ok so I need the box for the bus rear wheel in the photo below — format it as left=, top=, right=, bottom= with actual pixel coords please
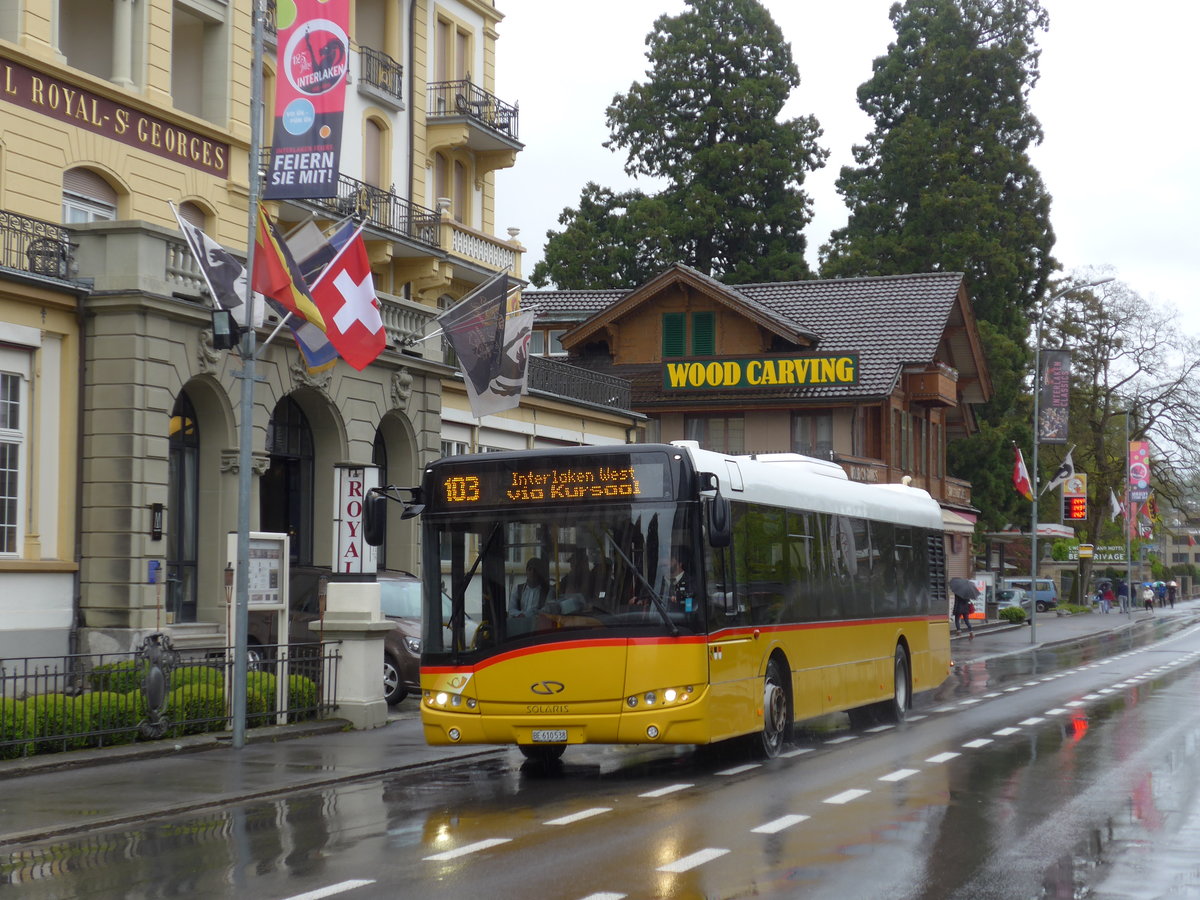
left=519, top=744, right=566, bottom=763
left=878, top=645, right=910, bottom=724
left=758, top=657, right=791, bottom=759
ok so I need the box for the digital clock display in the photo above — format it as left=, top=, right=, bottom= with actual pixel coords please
left=428, top=454, right=673, bottom=509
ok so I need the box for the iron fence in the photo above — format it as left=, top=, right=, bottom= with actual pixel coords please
left=0, top=634, right=339, bottom=759
left=427, top=79, right=519, bottom=141
left=0, top=210, right=74, bottom=280
left=360, top=45, right=403, bottom=103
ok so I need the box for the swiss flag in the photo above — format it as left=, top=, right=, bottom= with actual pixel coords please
left=1012, top=445, right=1033, bottom=501
left=309, top=230, right=386, bottom=371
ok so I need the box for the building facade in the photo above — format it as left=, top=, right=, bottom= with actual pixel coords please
left=0, top=0, right=639, bottom=657
left=527, top=265, right=995, bottom=580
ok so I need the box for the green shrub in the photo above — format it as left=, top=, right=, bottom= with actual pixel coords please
left=287, top=674, right=319, bottom=719
left=0, top=698, right=33, bottom=759
left=26, top=693, right=90, bottom=753
left=999, top=606, right=1027, bottom=625
left=170, top=664, right=224, bottom=691
left=88, top=660, right=145, bottom=694
left=82, top=691, right=140, bottom=747
left=165, top=683, right=227, bottom=736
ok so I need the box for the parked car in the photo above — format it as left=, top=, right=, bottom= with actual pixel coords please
left=1000, top=579, right=1058, bottom=613
left=996, top=588, right=1030, bottom=613
left=379, top=571, right=477, bottom=706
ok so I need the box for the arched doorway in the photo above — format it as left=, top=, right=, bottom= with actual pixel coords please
left=167, top=391, right=199, bottom=622
left=261, top=396, right=314, bottom=564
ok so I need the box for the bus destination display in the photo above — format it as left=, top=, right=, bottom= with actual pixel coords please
left=433, top=457, right=670, bottom=508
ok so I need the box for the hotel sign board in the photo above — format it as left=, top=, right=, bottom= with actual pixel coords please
left=1, top=54, right=230, bottom=177
left=664, top=354, right=859, bottom=391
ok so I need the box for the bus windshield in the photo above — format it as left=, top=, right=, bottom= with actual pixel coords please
left=423, top=500, right=704, bottom=657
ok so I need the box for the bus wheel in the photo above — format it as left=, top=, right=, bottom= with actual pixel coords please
left=519, top=744, right=566, bottom=763
left=759, top=657, right=790, bottom=758
left=879, top=645, right=910, bottom=724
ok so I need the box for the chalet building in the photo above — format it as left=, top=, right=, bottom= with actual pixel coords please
left=0, top=1, right=639, bottom=658
left=526, top=264, right=994, bottom=580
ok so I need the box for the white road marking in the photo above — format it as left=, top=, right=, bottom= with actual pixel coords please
left=1004, top=687, right=1022, bottom=692
left=1024, top=681, right=1041, bottom=687
left=578, top=894, right=626, bottom=900
left=424, top=838, right=511, bottom=861
left=958, top=698, right=983, bottom=706
left=926, top=751, right=960, bottom=763
left=984, top=692, right=1003, bottom=698
left=993, top=727, right=1020, bottom=736
left=752, top=814, right=810, bottom=834
left=825, top=735, right=858, bottom=744
left=282, top=881, right=376, bottom=900
left=545, top=807, right=612, bottom=826
left=639, top=784, right=693, bottom=798
left=879, top=768, right=919, bottom=782
left=781, top=747, right=814, bottom=757
left=1065, top=701, right=1086, bottom=707
left=1045, top=708, right=1067, bottom=715
left=657, top=848, right=730, bottom=872
left=906, top=714, right=928, bottom=722
left=865, top=724, right=895, bottom=733
left=1019, top=717, right=1045, bottom=725
left=823, top=788, right=870, bottom=804
left=717, top=763, right=762, bottom=776
left=963, top=738, right=993, bottom=748
left=1082, top=694, right=1103, bottom=700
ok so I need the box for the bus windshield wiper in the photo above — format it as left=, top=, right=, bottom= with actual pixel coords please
left=603, top=532, right=678, bottom=637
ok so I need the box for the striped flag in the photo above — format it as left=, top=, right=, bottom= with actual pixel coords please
left=1012, top=445, right=1033, bottom=501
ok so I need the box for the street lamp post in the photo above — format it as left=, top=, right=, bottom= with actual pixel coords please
left=1028, top=278, right=1114, bottom=643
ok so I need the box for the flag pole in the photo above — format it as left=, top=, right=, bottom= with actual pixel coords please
left=230, top=0, right=267, bottom=750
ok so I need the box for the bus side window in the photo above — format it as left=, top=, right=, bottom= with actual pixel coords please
left=706, top=542, right=742, bottom=624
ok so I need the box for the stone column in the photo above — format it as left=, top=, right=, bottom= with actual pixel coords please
left=320, top=582, right=392, bottom=729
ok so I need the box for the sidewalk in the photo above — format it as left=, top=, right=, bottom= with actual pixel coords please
left=3, top=600, right=1197, bottom=847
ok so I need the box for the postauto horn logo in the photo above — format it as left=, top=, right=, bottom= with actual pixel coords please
left=530, top=681, right=565, bottom=695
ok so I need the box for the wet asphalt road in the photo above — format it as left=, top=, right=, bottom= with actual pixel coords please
left=5, top=608, right=1200, bottom=898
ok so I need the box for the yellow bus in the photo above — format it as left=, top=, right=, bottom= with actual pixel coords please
left=410, top=441, right=951, bottom=761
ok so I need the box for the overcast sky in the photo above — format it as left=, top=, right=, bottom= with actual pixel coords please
left=493, top=0, right=1200, bottom=336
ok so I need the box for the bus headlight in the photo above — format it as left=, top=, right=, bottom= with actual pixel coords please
left=626, top=685, right=694, bottom=709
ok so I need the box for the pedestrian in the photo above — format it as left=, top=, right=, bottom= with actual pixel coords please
left=952, top=594, right=974, bottom=639
left=1117, top=580, right=1130, bottom=614
left=1142, top=583, right=1154, bottom=613
left=1167, top=582, right=1177, bottom=609
left=1101, top=584, right=1114, bottom=614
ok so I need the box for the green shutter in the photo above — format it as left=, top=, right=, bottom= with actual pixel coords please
left=691, top=311, right=715, bottom=355
left=662, top=313, right=686, bottom=357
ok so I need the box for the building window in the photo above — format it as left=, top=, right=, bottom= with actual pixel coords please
left=62, top=169, right=117, bottom=223
left=60, top=0, right=146, bottom=88
left=167, top=391, right=199, bottom=622
left=662, top=313, right=685, bottom=357
left=692, top=311, right=715, bottom=355
left=261, top=396, right=314, bottom=564
left=792, top=411, right=832, bottom=459
left=170, top=0, right=231, bottom=123
left=662, top=312, right=715, bottom=358
left=365, top=118, right=386, bottom=188
left=685, top=414, right=744, bottom=455
left=0, top=360, right=27, bottom=556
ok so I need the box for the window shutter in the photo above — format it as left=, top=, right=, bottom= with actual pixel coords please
left=691, top=311, right=715, bottom=355
left=662, top=313, right=685, bottom=357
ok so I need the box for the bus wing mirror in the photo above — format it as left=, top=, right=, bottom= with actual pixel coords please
left=364, top=492, right=388, bottom=546
left=707, top=494, right=731, bottom=548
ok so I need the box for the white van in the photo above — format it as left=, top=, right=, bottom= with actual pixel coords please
left=1001, top=578, right=1058, bottom=611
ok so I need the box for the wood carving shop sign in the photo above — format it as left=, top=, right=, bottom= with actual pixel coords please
left=2, top=54, right=230, bottom=178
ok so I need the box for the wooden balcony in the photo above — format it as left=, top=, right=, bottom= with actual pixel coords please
left=904, top=363, right=958, bottom=407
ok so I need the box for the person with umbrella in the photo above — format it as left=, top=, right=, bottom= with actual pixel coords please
left=950, top=577, right=977, bottom=639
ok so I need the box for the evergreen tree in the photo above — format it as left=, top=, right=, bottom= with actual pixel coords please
left=821, top=0, right=1058, bottom=528
left=532, top=0, right=827, bottom=289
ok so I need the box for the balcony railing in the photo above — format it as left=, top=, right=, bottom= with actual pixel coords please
left=359, top=46, right=403, bottom=104
left=0, top=210, right=74, bottom=281
left=301, top=174, right=441, bottom=251
left=428, top=79, right=519, bottom=141
left=528, top=356, right=632, bottom=410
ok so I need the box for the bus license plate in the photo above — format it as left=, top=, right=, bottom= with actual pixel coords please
left=531, top=729, right=567, bottom=743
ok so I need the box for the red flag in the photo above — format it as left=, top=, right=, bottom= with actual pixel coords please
left=1012, top=446, right=1033, bottom=500
left=309, top=230, right=386, bottom=370
left=1189, top=535, right=1196, bottom=547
